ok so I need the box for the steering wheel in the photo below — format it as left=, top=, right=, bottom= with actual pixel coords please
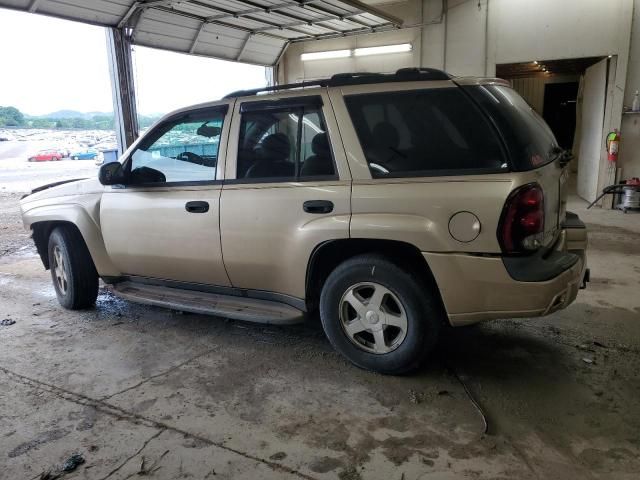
left=176, top=151, right=205, bottom=165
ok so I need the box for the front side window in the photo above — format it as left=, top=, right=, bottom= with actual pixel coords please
left=236, top=103, right=335, bottom=181
left=344, top=88, right=507, bottom=178
left=129, top=109, right=224, bottom=184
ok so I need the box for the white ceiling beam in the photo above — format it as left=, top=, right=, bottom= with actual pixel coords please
left=189, top=22, right=206, bottom=54
left=236, top=33, right=254, bottom=61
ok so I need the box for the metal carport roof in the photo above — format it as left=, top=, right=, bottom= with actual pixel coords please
left=0, top=0, right=404, bottom=65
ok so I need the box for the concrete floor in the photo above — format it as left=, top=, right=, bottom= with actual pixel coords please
left=1, top=190, right=639, bottom=479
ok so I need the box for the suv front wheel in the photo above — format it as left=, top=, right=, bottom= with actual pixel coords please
left=48, top=226, right=99, bottom=309
left=320, top=255, right=441, bottom=374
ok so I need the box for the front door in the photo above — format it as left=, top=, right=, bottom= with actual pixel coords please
left=101, top=104, right=232, bottom=286
left=220, top=93, right=351, bottom=300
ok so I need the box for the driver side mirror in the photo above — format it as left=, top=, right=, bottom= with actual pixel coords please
left=99, top=162, right=126, bottom=185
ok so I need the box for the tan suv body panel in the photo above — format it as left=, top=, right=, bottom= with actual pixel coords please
left=100, top=184, right=231, bottom=285
left=20, top=78, right=587, bottom=328
left=20, top=178, right=121, bottom=277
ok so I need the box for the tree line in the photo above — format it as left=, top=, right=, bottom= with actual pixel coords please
left=0, top=106, right=160, bottom=130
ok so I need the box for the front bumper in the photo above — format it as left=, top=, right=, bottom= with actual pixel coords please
left=424, top=212, right=588, bottom=327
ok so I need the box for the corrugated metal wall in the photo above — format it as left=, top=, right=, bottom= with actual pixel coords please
left=510, top=77, right=547, bottom=113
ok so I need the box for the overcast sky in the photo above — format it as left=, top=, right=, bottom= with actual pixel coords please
left=0, top=8, right=267, bottom=116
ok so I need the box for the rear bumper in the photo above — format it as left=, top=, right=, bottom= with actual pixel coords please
left=425, top=212, right=587, bottom=327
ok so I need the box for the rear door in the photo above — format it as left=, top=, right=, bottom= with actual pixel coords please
left=220, top=91, right=351, bottom=301
left=100, top=103, right=232, bottom=286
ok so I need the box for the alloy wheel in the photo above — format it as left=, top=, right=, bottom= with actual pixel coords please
left=339, top=282, right=408, bottom=354
left=52, top=245, right=68, bottom=295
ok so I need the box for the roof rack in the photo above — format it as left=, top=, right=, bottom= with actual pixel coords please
left=223, top=68, right=451, bottom=98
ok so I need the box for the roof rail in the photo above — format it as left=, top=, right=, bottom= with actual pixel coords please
left=223, top=68, right=452, bottom=98
left=223, top=79, right=330, bottom=99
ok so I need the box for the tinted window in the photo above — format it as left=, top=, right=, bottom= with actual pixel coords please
left=463, top=85, right=559, bottom=171
left=344, top=88, right=506, bottom=178
left=130, top=110, right=223, bottom=183
left=237, top=104, right=335, bottom=180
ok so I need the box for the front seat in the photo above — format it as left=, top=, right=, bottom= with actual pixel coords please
left=301, top=133, right=334, bottom=176
left=246, top=133, right=293, bottom=178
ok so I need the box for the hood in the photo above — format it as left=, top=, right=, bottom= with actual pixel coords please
left=21, top=177, right=104, bottom=204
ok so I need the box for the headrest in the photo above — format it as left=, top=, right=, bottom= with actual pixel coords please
left=259, top=132, right=290, bottom=159
left=311, top=133, right=330, bottom=155
left=372, top=122, right=400, bottom=149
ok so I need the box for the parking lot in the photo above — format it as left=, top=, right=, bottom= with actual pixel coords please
left=0, top=140, right=99, bottom=193
left=1, top=152, right=639, bottom=479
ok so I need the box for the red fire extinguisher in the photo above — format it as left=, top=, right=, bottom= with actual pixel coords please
left=606, top=129, right=620, bottom=163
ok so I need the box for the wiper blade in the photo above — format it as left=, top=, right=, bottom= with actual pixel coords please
left=550, top=146, right=573, bottom=167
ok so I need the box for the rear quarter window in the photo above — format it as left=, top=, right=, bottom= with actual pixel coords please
left=462, top=85, right=559, bottom=171
left=344, top=88, right=507, bottom=178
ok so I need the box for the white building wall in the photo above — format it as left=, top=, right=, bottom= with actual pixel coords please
left=620, top=0, right=640, bottom=180
left=278, top=0, right=639, bottom=183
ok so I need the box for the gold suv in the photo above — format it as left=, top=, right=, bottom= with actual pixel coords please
left=20, top=69, right=588, bottom=374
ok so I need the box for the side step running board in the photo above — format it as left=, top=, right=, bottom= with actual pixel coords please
left=110, top=281, right=304, bottom=325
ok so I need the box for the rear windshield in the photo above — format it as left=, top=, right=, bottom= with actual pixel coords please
left=344, top=88, right=507, bottom=178
left=462, top=85, right=559, bottom=171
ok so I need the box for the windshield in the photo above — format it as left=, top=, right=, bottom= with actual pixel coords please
left=463, top=85, right=559, bottom=171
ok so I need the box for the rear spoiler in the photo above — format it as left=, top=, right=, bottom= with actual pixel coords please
left=453, top=77, right=512, bottom=88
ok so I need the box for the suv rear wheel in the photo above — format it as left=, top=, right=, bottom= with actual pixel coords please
left=319, top=254, right=441, bottom=374
left=48, top=226, right=99, bottom=309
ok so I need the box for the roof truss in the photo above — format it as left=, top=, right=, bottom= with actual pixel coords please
left=1, top=0, right=403, bottom=65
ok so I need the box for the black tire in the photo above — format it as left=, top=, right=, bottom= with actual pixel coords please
left=319, top=254, right=442, bottom=375
left=72, top=156, right=78, bottom=160
left=48, top=226, right=99, bottom=309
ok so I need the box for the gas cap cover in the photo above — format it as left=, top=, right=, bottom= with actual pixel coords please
left=448, top=211, right=481, bottom=243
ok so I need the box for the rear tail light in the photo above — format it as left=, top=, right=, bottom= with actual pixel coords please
left=498, top=183, right=545, bottom=254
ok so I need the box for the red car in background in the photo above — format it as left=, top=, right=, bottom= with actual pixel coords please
left=28, top=150, right=63, bottom=162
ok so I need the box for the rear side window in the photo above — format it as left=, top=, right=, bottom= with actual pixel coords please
left=236, top=103, right=336, bottom=181
left=463, top=85, right=559, bottom=171
left=344, top=88, right=506, bottom=178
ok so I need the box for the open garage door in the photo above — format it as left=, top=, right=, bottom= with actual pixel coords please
left=576, top=58, right=608, bottom=202
left=0, top=0, right=403, bottom=66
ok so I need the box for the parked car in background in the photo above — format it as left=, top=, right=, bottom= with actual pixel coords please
left=28, top=150, right=62, bottom=162
left=70, top=149, right=98, bottom=160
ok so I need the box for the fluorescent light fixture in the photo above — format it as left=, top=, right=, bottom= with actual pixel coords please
left=300, top=43, right=413, bottom=61
left=354, top=43, right=412, bottom=57
left=301, top=49, right=351, bottom=61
